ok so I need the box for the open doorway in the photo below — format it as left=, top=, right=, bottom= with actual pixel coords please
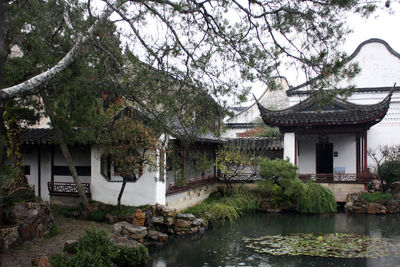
left=316, top=143, right=333, bottom=174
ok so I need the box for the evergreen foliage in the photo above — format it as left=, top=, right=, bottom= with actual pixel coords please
left=257, top=159, right=336, bottom=213
left=259, top=158, right=298, bottom=181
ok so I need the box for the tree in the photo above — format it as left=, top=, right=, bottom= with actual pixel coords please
left=368, top=145, right=400, bottom=192
left=99, top=106, right=160, bottom=209
left=1, top=1, right=393, bottom=101
left=215, top=147, right=259, bottom=189
left=1, top=0, right=124, bottom=207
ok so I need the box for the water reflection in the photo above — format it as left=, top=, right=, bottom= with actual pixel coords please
left=148, top=213, right=400, bottom=267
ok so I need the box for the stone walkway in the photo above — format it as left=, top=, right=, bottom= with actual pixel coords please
left=0, top=215, right=113, bottom=267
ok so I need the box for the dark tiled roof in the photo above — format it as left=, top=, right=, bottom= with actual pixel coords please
left=20, top=128, right=56, bottom=144
left=225, top=123, right=255, bottom=129
left=225, top=137, right=283, bottom=151
left=257, top=90, right=393, bottom=132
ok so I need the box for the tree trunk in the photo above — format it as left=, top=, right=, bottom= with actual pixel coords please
left=117, top=177, right=127, bottom=210
left=41, top=92, right=89, bottom=208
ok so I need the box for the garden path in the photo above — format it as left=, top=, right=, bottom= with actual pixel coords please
left=0, top=215, right=113, bottom=267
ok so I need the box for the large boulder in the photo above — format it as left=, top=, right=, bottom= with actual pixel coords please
left=114, top=221, right=147, bottom=241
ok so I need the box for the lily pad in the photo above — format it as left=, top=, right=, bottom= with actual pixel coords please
left=243, top=233, right=400, bottom=258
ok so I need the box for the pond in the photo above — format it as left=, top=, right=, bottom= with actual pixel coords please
left=147, top=213, right=400, bottom=267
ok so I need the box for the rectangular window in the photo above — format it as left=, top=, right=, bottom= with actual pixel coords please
left=53, top=166, right=91, bottom=176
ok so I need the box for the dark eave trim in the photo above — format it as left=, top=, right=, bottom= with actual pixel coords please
left=225, top=123, right=256, bottom=129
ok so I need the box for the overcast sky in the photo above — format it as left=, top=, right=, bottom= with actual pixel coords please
left=344, top=3, right=400, bottom=53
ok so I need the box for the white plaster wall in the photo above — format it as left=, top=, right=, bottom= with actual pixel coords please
left=331, top=134, right=356, bottom=174
left=90, top=146, right=165, bottom=206
left=298, top=135, right=317, bottom=174
left=344, top=42, right=400, bottom=88
left=284, top=133, right=296, bottom=164
left=40, top=146, right=52, bottom=202
left=166, top=183, right=217, bottom=211
left=23, top=146, right=39, bottom=196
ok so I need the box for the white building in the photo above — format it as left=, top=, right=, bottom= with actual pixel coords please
left=257, top=39, right=400, bottom=182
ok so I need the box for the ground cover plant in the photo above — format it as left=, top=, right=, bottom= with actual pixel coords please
left=257, top=158, right=336, bottom=213
left=361, top=192, right=392, bottom=203
left=50, top=227, right=149, bottom=267
left=244, top=233, right=400, bottom=258
left=183, top=188, right=260, bottom=223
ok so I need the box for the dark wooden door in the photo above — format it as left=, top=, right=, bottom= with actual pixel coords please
left=316, top=143, right=333, bottom=174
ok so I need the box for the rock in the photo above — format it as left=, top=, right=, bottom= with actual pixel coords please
left=146, top=230, right=168, bottom=243
left=113, top=221, right=128, bottom=235
left=105, top=214, right=116, bottom=224
left=165, top=216, right=175, bottom=226
left=152, top=216, right=164, bottom=224
left=176, top=213, right=196, bottom=221
left=20, top=221, right=40, bottom=240
left=121, top=224, right=148, bottom=241
left=32, top=256, right=51, bottom=267
left=133, top=209, right=146, bottom=226
left=161, top=206, right=176, bottom=218
left=144, top=209, right=153, bottom=227
left=0, top=225, right=19, bottom=250
left=113, top=236, right=140, bottom=248
left=192, top=218, right=203, bottom=227
left=174, top=219, right=192, bottom=232
left=390, top=182, right=400, bottom=195
left=367, top=203, right=380, bottom=215
left=346, top=192, right=361, bottom=203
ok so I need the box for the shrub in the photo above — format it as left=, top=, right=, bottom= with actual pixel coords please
left=297, top=182, right=337, bottom=213
left=45, top=224, right=61, bottom=238
left=182, top=189, right=260, bottom=222
left=379, top=160, right=400, bottom=191
left=50, top=227, right=149, bottom=267
left=361, top=192, right=392, bottom=203
left=257, top=177, right=336, bottom=214
left=259, top=158, right=298, bottom=181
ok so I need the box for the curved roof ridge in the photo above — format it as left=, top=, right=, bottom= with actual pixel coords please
left=286, top=38, right=400, bottom=94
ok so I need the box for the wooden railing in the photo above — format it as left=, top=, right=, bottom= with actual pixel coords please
left=48, top=182, right=91, bottom=197
left=299, top=173, right=372, bottom=183
left=166, top=175, right=217, bottom=196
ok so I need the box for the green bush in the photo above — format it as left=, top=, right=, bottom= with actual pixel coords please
left=182, top=189, right=260, bottom=222
left=379, top=160, right=400, bottom=191
left=50, top=227, right=149, bottom=267
left=257, top=177, right=336, bottom=214
left=45, top=224, right=61, bottom=239
left=259, top=158, right=298, bottom=181
left=297, top=182, right=337, bottom=213
left=361, top=192, right=392, bottom=203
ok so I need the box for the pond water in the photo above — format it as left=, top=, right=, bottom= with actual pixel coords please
left=147, top=213, right=400, bottom=267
